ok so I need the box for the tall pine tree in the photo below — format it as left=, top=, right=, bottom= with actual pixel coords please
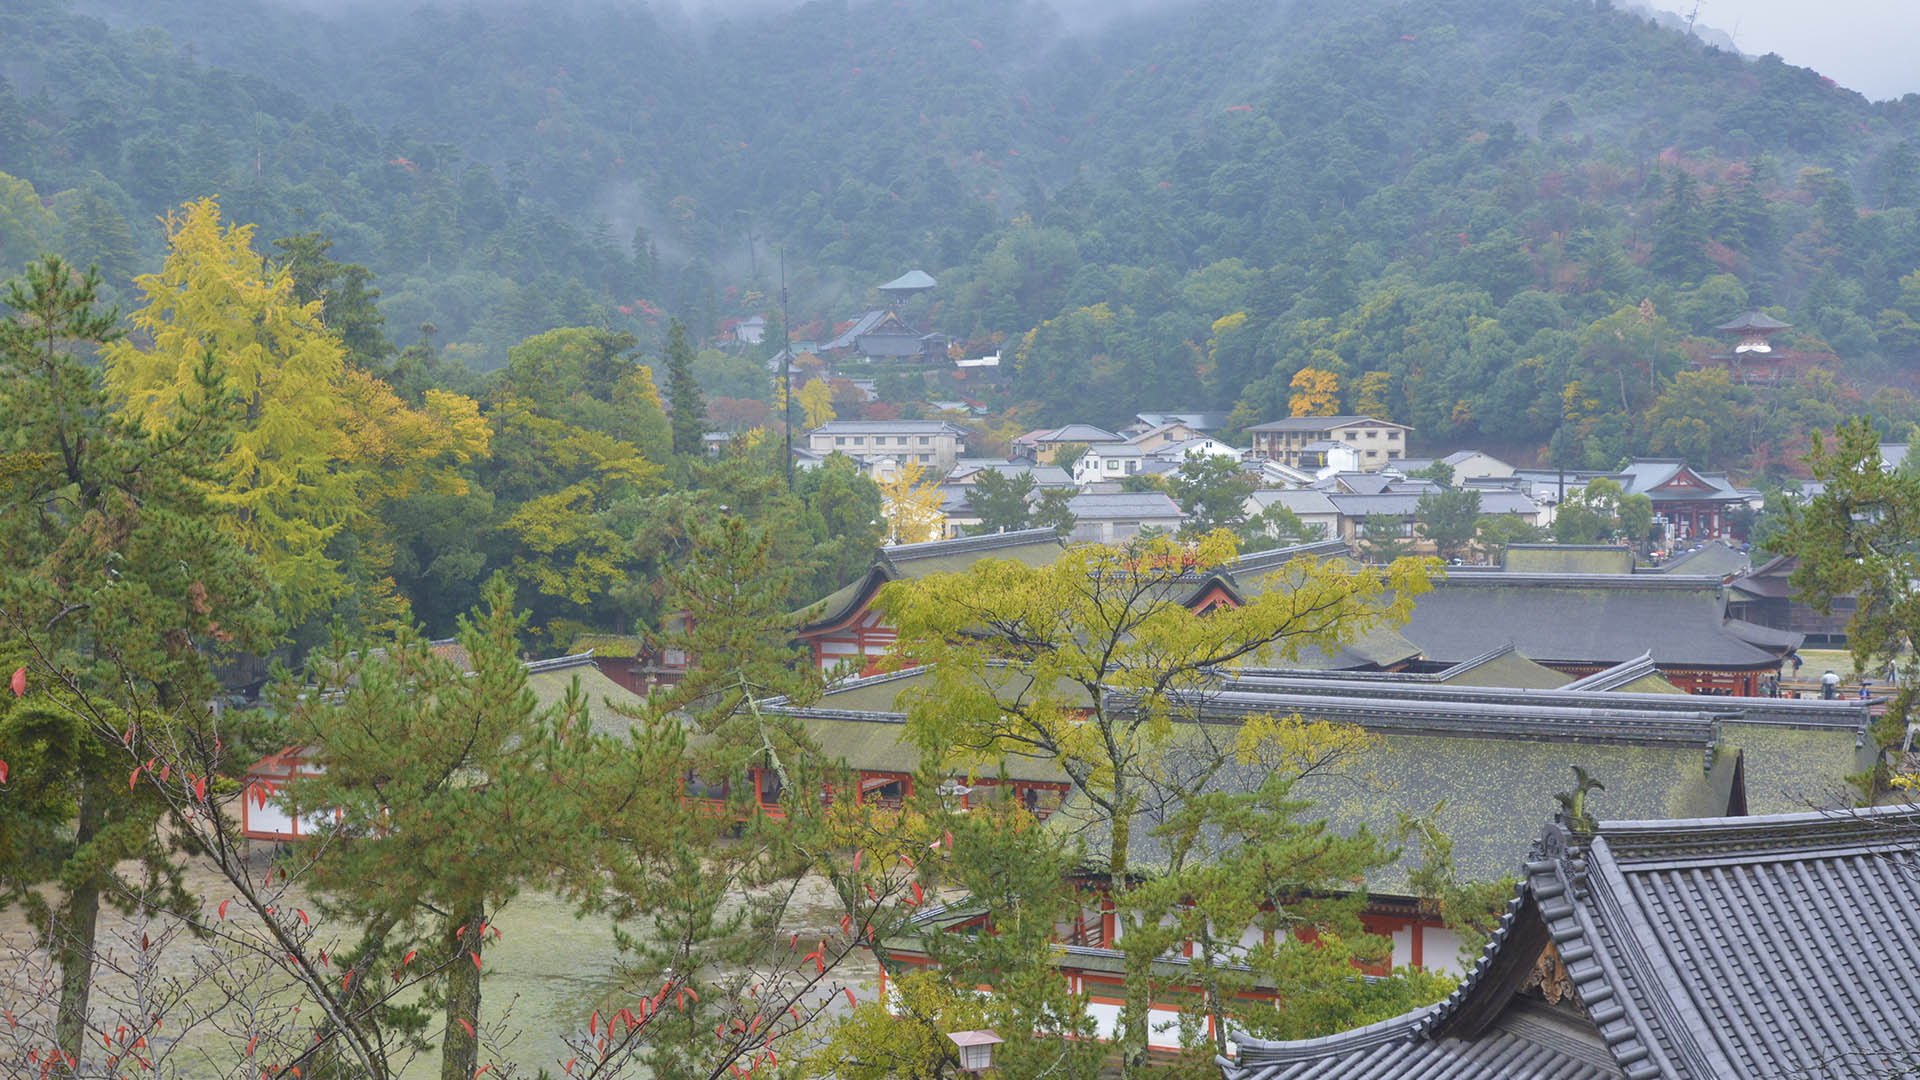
left=664, top=319, right=707, bottom=456
left=0, top=256, right=268, bottom=1068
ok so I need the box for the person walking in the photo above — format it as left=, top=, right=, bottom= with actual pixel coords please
left=1821, top=669, right=1840, bottom=700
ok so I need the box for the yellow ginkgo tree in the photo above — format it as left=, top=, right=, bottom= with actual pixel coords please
left=878, top=458, right=946, bottom=544
left=104, top=198, right=488, bottom=628
left=797, top=376, right=836, bottom=429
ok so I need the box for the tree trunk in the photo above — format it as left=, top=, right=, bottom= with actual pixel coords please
left=54, top=779, right=107, bottom=1066
left=441, top=901, right=485, bottom=1080
left=1109, top=792, right=1153, bottom=1080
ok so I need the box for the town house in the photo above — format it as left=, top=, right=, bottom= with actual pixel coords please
left=805, top=419, right=970, bottom=473
left=1244, top=416, right=1412, bottom=471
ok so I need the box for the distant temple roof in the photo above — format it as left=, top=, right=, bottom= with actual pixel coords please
left=1714, top=309, right=1791, bottom=333
left=878, top=270, right=936, bottom=293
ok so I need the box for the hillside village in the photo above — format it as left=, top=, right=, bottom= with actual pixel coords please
left=719, top=270, right=1786, bottom=562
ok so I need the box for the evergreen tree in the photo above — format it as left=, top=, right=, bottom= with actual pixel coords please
left=1881, top=140, right=1920, bottom=210
left=962, top=469, right=1036, bottom=534
left=1169, top=453, right=1259, bottom=535
left=1649, top=170, right=1709, bottom=283
left=0, top=257, right=268, bottom=1068
left=55, top=188, right=135, bottom=289
left=1030, top=487, right=1078, bottom=538
left=273, top=230, right=395, bottom=372
left=663, top=319, right=707, bottom=455
left=285, top=575, right=659, bottom=1080
left=1415, top=488, right=1483, bottom=561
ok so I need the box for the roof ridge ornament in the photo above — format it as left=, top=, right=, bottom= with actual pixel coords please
left=1552, top=765, right=1605, bottom=835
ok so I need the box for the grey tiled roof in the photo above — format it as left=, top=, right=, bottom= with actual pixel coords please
left=1225, top=669, right=1872, bottom=735
left=1134, top=410, right=1229, bottom=431
left=1038, top=423, right=1124, bottom=443
left=1555, top=652, right=1661, bottom=692
left=1400, top=575, right=1784, bottom=668
left=1061, top=689, right=1738, bottom=891
left=1714, top=309, right=1790, bottom=332
left=807, top=419, right=968, bottom=435
left=1224, top=1000, right=1620, bottom=1079
left=1065, top=491, right=1184, bottom=520
left=1649, top=541, right=1748, bottom=577
left=1609, top=460, right=1745, bottom=503
left=1243, top=415, right=1407, bottom=432
left=878, top=269, right=936, bottom=291
left=1224, top=804, right=1920, bottom=1080
left=822, top=309, right=889, bottom=350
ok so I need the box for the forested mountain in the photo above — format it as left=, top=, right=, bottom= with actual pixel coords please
left=9, top=0, right=1920, bottom=471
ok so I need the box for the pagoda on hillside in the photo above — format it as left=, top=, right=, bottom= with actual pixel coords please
left=1697, top=309, right=1800, bottom=385
left=822, top=270, right=949, bottom=363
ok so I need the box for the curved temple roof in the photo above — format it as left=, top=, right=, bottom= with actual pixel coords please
left=1223, top=804, right=1920, bottom=1080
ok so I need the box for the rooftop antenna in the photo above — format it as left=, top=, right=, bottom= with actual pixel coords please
left=781, top=247, right=793, bottom=491
left=1684, top=0, right=1703, bottom=38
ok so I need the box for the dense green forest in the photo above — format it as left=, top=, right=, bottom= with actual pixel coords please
left=9, top=0, right=1920, bottom=474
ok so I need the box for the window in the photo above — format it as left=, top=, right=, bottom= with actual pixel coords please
left=918, top=436, right=931, bottom=446
left=1366, top=450, right=1378, bottom=459
left=1344, top=431, right=1357, bottom=441
left=835, top=437, right=847, bottom=447
left=1388, top=431, right=1401, bottom=440
left=1365, top=429, right=1379, bottom=438
left=1106, top=460, right=1120, bottom=472
left=851, top=437, right=865, bottom=446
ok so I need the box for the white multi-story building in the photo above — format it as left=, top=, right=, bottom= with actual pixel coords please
left=806, top=420, right=970, bottom=473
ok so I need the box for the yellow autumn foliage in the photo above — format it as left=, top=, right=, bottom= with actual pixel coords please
left=1288, top=366, right=1341, bottom=417
left=879, top=458, right=946, bottom=544
left=102, top=198, right=488, bottom=626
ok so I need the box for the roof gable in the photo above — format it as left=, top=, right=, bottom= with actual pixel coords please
left=1225, top=805, right=1920, bottom=1080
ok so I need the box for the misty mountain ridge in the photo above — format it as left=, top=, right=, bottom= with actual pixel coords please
left=9, top=0, right=1920, bottom=470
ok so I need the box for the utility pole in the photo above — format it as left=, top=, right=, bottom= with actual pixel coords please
left=781, top=248, right=793, bottom=491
